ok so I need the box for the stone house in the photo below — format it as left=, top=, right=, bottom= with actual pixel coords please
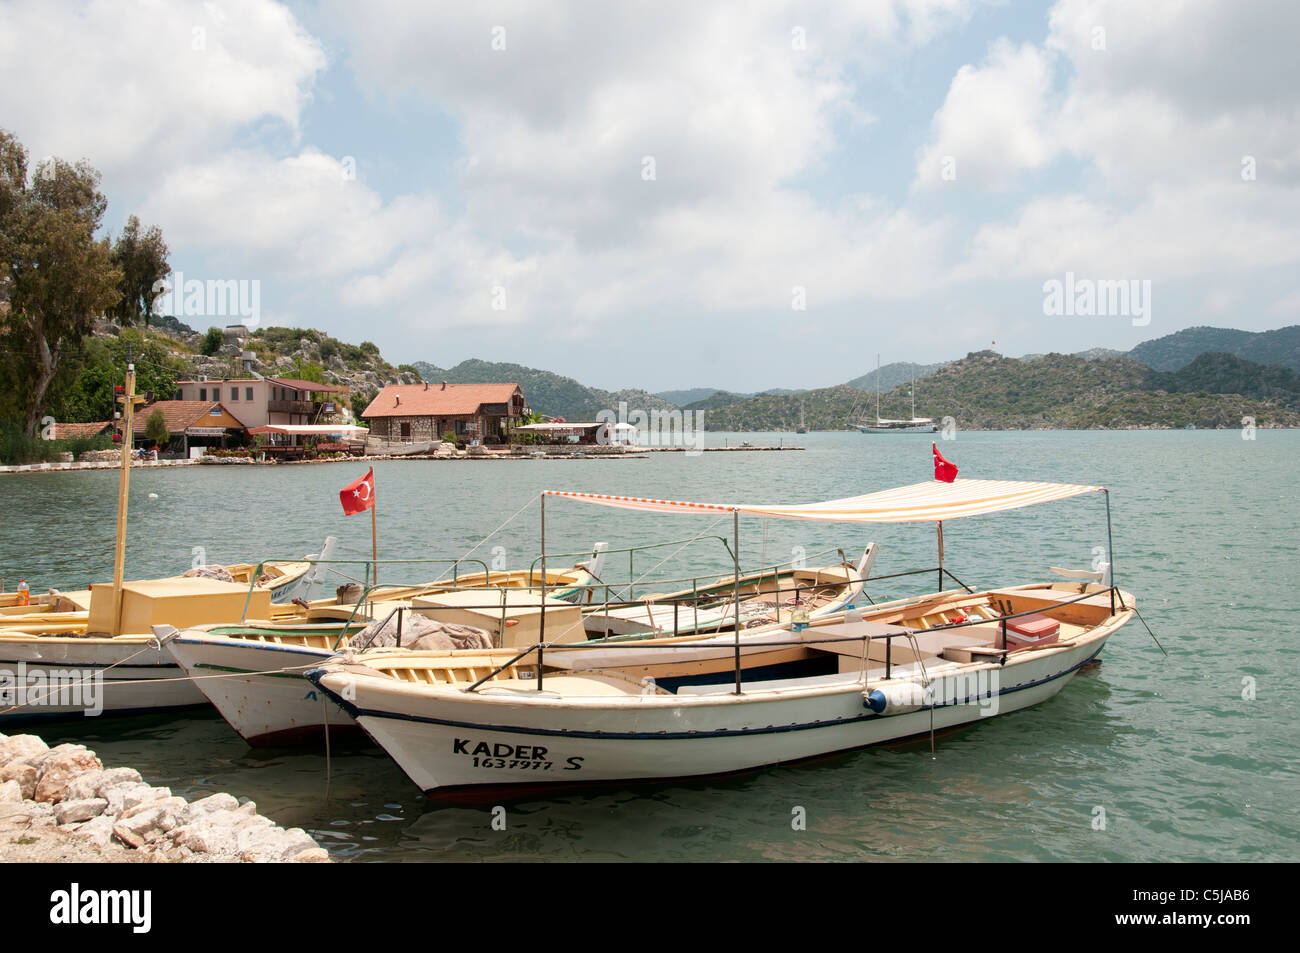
left=362, top=382, right=529, bottom=445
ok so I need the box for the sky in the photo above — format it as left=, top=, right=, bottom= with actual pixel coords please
left=2, top=0, right=1298, bottom=393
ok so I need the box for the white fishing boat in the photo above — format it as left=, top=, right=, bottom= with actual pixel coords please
left=164, top=555, right=604, bottom=745
left=580, top=547, right=874, bottom=638
left=304, top=476, right=1135, bottom=795
left=164, top=543, right=865, bottom=745
left=0, top=576, right=283, bottom=720
left=850, top=355, right=938, bottom=434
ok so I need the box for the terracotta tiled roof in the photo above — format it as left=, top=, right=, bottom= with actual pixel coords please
left=131, top=401, right=247, bottom=434
left=51, top=421, right=112, bottom=440
left=362, top=383, right=524, bottom=418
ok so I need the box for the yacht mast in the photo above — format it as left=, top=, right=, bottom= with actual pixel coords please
left=875, top=354, right=881, bottom=422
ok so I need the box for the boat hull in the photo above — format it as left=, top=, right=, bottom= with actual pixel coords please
left=312, top=633, right=1110, bottom=794
left=0, top=637, right=206, bottom=721
left=854, top=424, right=938, bottom=434
left=167, top=635, right=354, bottom=744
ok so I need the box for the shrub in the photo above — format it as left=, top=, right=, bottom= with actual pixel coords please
left=200, top=327, right=223, bottom=355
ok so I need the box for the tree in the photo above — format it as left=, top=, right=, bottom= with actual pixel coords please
left=45, top=329, right=189, bottom=424
left=108, top=215, right=170, bottom=328
left=0, top=130, right=122, bottom=436
left=144, top=408, right=170, bottom=448
left=292, top=359, right=325, bottom=383
left=200, top=326, right=223, bottom=355
left=351, top=388, right=375, bottom=422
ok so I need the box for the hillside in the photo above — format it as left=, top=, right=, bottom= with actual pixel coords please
left=843, top=361, right=948, bottom=392
left=657, top=386, right=802, bottom=405
left=1126, top=325, right=1300, bottom=372
left=656, top=387, right=722, bottom=406
left=700, top=350, right=1300, bottom=430
left=412, top=359, right=676, bottom=420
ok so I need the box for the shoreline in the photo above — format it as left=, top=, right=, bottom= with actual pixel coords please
left=0, top=444, right=804, bottom=474
left=0, top=731, right=330, bottom=863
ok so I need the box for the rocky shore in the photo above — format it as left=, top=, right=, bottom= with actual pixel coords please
left=0, top=732, right=329, bottom=863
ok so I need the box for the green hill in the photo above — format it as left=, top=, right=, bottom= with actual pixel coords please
left=656, top=387, right=723, bottom=406
left=844, top=361, right=948, bottom=392
left=1127, top=325, right=1300, bottom=373
left=700, top=350, right=1300, bottom=430
left=412, top=359, right=676, bottom=420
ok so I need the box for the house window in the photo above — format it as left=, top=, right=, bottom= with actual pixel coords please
left=400, top=422, right=411, bottom=440
left=199, top=387, right=207, bottom=401
left=246, top=387, right=253, bottom=401
left=230, top=388, right=238, bottom=401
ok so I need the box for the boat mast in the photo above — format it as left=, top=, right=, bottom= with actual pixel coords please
left=875, top=354, right=881, bottom=422
left=110, top=360, right=138, bottom=636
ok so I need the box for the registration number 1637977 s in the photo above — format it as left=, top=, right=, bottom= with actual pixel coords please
left=453, top=738, right=584, bottom=771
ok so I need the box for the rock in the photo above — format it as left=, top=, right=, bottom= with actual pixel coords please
left=113, top=823, right=147, bottom=849
left=0, top=802, right=34, bottom=830
left=116, top=797, right=187, bottom=843
left=0, top=779, right=21, bottom=803
left=187, top=792, right=238, bottom=817
left=172, top=819, right=240, bottom=859
left=26, top=801, right=56, bottom=827
left=73, top=814, right=115, bottom=848
left=93, top=767, right=142, bottom=798
left=120, top=794, right=186, bottom=822
left=55, top=798, right=108, bottom=824
left=62, top=768, right=106, bottom=802
left=33, top=748, right=104, bottom=803
left=27, top=742, right=86, bottom=771
left=103, top=781, right=166, bottom=816
left=0, top=762, right=37, bottom=800
left=277, top=828, right=321, bottom=861
left=237, top=825, right=298, bottom=863
left=291, top=847, right=331, bottom=863
left=0, top=734, right=48, bottom=768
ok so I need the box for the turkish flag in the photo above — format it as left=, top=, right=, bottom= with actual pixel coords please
left=339, top=467, right=375, bottom=515
left=932, top=443, right=958, bottom=483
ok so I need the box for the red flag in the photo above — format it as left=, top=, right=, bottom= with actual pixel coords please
left=932, top=443, right=958, bottom=483
left=339, top=467, right=375, bottom=515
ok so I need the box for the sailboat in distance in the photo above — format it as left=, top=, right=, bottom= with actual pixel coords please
left=851, top=355, right=938, bottom=434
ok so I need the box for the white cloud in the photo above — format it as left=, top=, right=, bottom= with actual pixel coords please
left=914, top=40, right=1060, bottom=189
left=321, top=1, right=984, bottom=331
left=957, top=184, right=1300, bottom=281
left=139, top=149, right=439, bottom=278
left=0, top=0, right=325, bottom=177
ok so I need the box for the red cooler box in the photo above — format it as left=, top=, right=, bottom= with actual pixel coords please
left=1004, top=612, right=1060, bottom=649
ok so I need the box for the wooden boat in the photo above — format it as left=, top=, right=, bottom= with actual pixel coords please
left=0, top=576, right=284, bottom=721
left=165, top=546, right=864, bottom=745
left=0, top=536, right=335, bottom=625
left=580, top=547, right=873, bottom=638
left=303, top=476, right=1135, bottom=795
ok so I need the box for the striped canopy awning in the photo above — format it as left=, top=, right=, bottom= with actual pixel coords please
left=544, top=478, right=1104, bottom=524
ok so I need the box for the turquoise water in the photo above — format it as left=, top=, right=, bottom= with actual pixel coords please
left=5, top=430, right=1298, bottom=861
